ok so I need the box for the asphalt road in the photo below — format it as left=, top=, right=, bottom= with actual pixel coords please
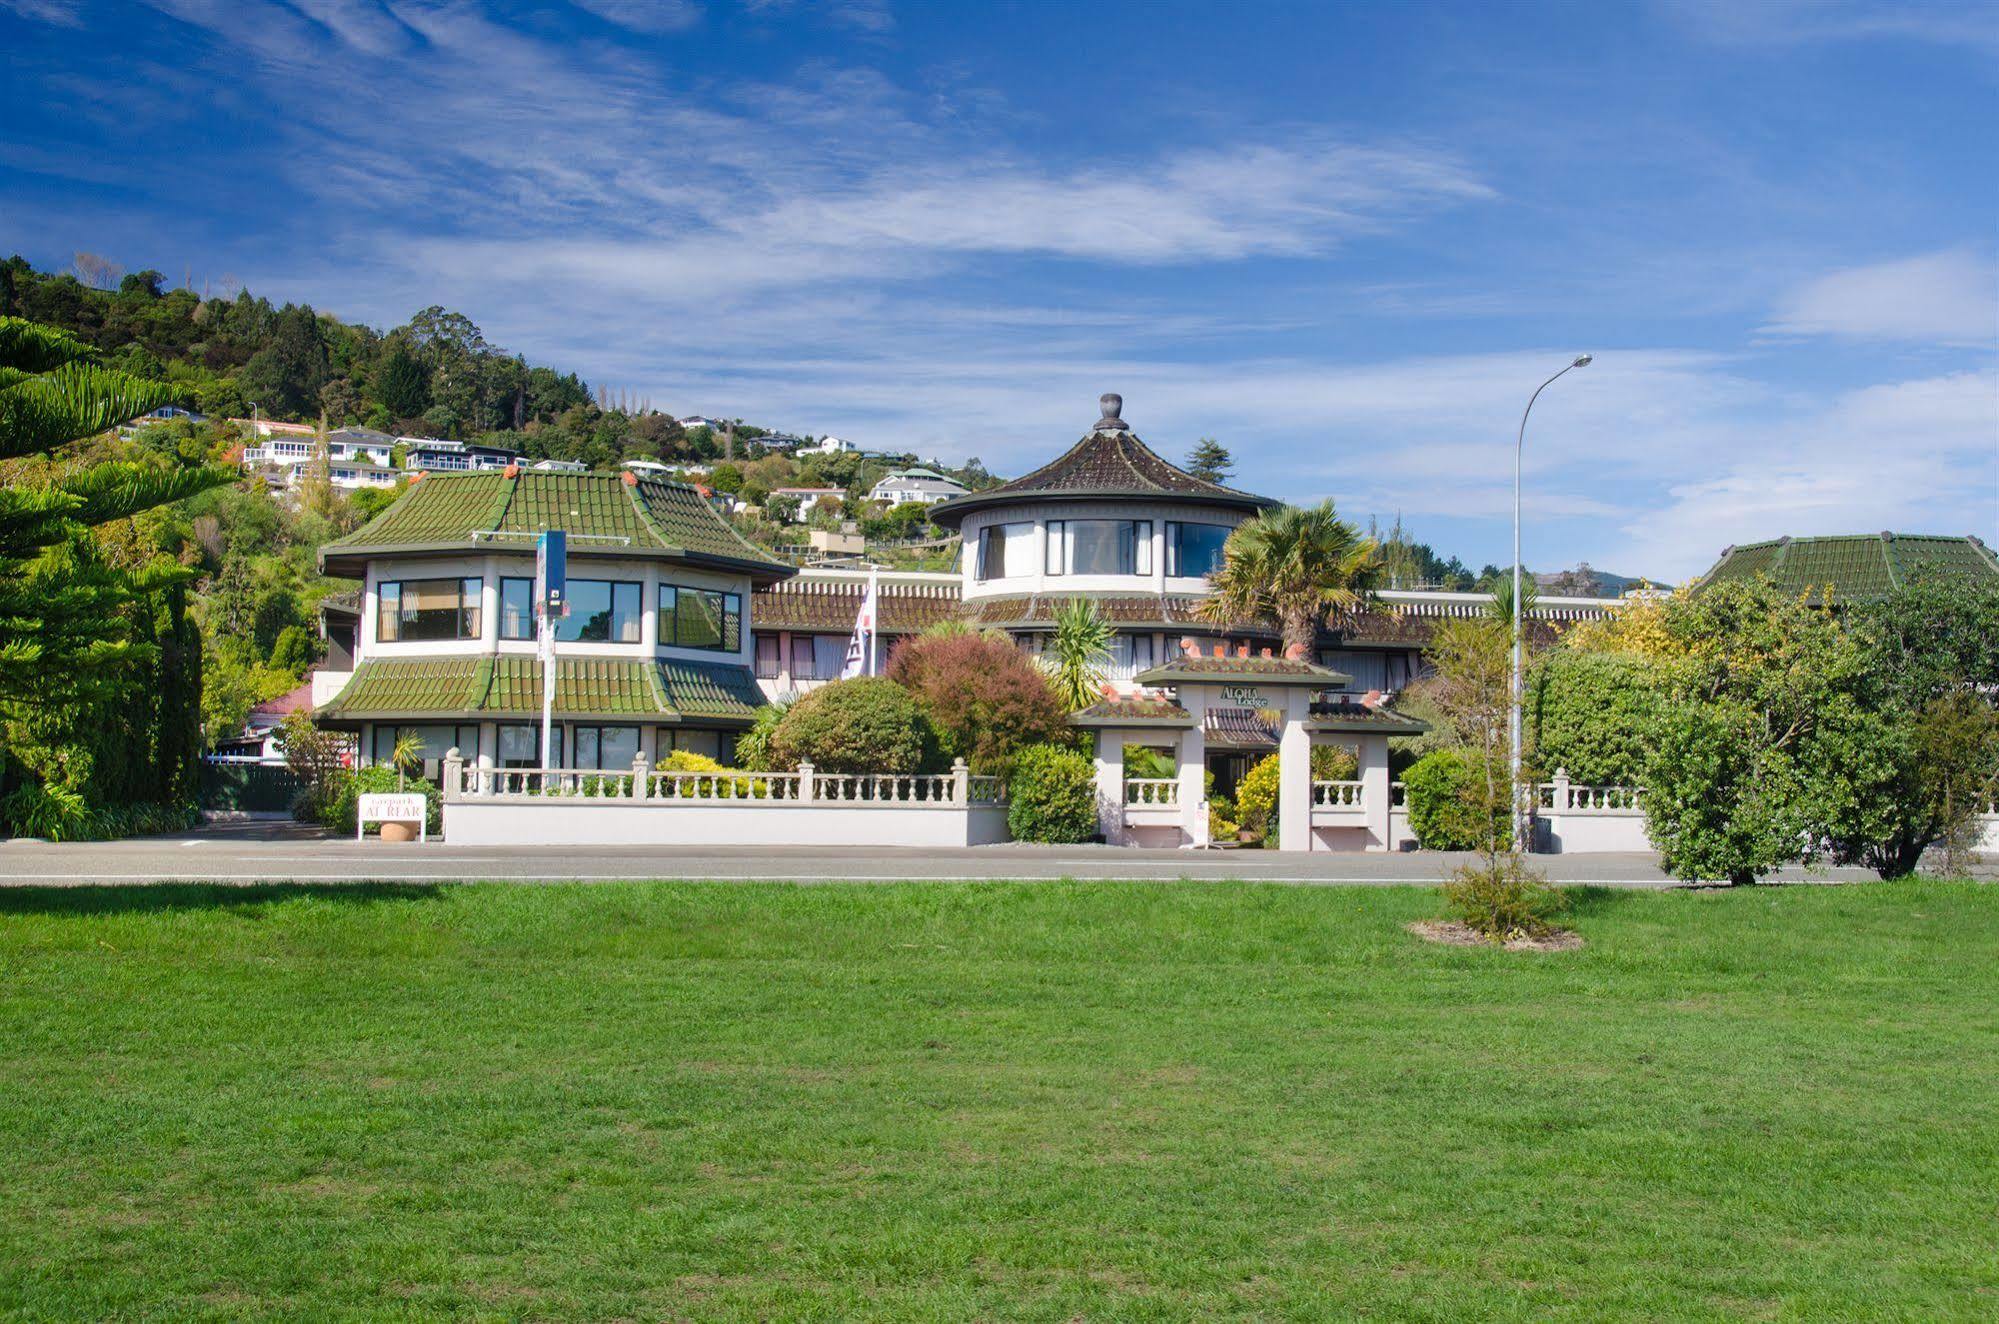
left=0, top=819, right=1887, bottom=887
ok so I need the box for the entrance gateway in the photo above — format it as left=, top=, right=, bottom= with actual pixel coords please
left=1072, top=643, right=1428, bottom=852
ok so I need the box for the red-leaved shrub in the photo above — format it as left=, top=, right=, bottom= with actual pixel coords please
left=887, top=633, right=1070, bottom=775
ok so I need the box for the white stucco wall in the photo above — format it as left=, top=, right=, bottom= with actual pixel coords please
left=444, top=801, right=1011, bottom=848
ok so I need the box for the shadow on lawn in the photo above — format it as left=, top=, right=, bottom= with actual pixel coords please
left=0, top=882, right=446, bottom=917
left=1558, top=885, right=1639, bottom=918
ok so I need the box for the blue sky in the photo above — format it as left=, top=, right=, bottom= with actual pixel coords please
left=3, top=0, right=1994, bottom=580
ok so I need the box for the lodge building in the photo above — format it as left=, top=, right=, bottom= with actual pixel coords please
left=315, top=393, right=1621, bottom=784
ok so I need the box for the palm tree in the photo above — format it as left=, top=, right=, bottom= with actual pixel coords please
left=390, top=731, right=424, bottom=792
left=1046, top=597, right=1114, bottom=710
left=1198, top=501, right=1380, bottom=656
left=1486, top=573, right=1538, bottom=627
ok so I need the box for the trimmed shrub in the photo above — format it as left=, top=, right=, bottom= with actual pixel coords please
left=1403, top=748, right=1511, bottom=852
left=1007, top=743, right=1098, bottom=843
left=1443, top=853, right=1565, bottom=941
left=888, top=633, right=1069, bottom=775
left=769, top=677, right=930, bottom=774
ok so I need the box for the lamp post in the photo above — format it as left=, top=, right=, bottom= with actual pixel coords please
left=1511, top=353, right=1592, bottom=850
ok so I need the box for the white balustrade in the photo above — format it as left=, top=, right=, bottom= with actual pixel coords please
left=1123, top=778, right=1180, bottom=807
left=1312, top=780, right=1364, bottom=809
left=442, top=750, right=1002, bottom=809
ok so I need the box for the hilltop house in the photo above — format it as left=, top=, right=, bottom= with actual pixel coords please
left=869, top=467, right=969, bottom=507
left=313, top=468, right=792, bottom=779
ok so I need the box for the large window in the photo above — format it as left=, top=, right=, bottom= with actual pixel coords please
left=976, top=521, right=1034, bottom=581
left=371, top=723, right=479, bottom=778
left=572, top=725, right=640, bottom=771
left=1109, top=632, right=1156, bottom=674
left=755, top=634, right=782, bottom=679
left=660, top=583, right=742, bottom=651
left=789, top=635, right=849, bottom=680
left=1047, top=520, right=1151, bottom=576
left=1166, top=522, right=1231, bottom=579
left=658, top=728, right=723, bottom=760
left=556, top=579, right=641, bottom=643
left=377, top=577, right=480, bottom=642
left=499, top=723, right=554, bottom=769
left=499, top=577, right=534, bottom=640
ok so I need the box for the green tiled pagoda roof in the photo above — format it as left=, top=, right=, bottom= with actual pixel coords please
left=1699, top=533, right=1999, bottom=605
left=318, top=654, right=762, bottom=725
left=481, top=656, right=669, bottom=716
left=320, top=471, right=791, bottom=580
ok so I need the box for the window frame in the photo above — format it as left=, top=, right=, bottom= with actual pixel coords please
left=1046, top=519, right=1151, bottom=577
left=499, top=576, right=534, bottom=641
left=659, top=582, right=742, bottom=652
left=1165, top=521, right=1232, bottom=579
left=376, top=576, right=481, bottom=643
left=976, top=520, right=1032, bottom=582
left=571, top=723, right=641, bottom=771
left=554, top=578, right=643, bottom=644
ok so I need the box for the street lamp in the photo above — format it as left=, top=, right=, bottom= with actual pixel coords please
left=1511, top=353, right=1592, bottom=850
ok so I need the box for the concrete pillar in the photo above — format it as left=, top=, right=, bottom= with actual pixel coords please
left=1178, top=725, right=1209, bottom=848
left=1277, top=694, right=1313, bottom=853
left=1091, top=730, right=1126, bottom=844
left=1357, top=733, right=1391, bottom=852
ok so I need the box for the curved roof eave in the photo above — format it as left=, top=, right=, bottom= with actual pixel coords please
left=931, top=486, right=1273, bottom=531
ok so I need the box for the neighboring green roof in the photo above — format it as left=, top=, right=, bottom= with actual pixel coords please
left=317, top=654, right=761, bottom=725
left=320, top=471, right=792, bottom=581
left=1698, top=533, right=1999, bottom=605
left=1136, top=654, right=1354, bottom=687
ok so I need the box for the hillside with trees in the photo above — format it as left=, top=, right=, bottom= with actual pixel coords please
left=4, top=255, right=727, bottom=471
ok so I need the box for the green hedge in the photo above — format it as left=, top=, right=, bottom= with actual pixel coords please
left=1007, top=743, right=1098, bottom=844
left=1403, top=749, right=1511, bottom=852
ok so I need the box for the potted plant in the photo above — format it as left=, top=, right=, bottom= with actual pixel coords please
left=379, top=731, right=424, bottom=843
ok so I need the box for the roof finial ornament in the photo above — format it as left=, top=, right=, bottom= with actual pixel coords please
left=1094, top=392, right=1127, bottom=432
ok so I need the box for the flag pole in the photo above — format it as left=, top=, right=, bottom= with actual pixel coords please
left=868, top=563, right=880, bottom=677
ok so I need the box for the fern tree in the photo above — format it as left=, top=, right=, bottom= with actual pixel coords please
left=0, top=316, right=234, bottom=832
left=1198, top=501, right=1381, bottom=656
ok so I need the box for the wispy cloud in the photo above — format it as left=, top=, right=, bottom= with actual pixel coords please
left=1766, top=249, right=1996, bottom=344
left=1665, top=0, right=1999, bottom=54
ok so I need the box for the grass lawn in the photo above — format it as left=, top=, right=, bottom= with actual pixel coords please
left=1, top=880, right=1994, bottom=1321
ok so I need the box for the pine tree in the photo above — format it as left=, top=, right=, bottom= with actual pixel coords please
left=1186, top=438, right=1234, bottom=483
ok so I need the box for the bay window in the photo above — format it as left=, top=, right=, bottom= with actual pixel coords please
left=377, top=577, right=481, bottom=642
